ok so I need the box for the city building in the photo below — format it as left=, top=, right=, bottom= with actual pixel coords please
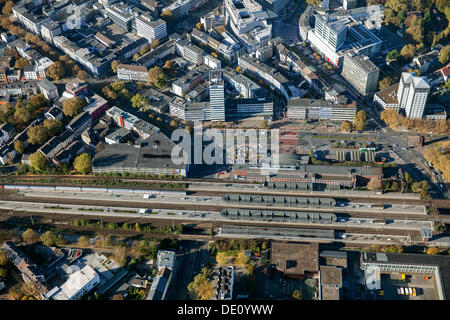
left=146, top=268, right=171, bottom=300
left=398, top=72, right=430, bottom=119
left=183, top=44, right=204, bottom=65
left=157, top=250, right=176, bottom=270
left=341, top=51, right=379, bottom=96
left=413, top=50, right=440, bottom=74
left=104, top=127, right=132, bottom=144
left=136, top=15, right=167, bottom=42
left=163, top=0, right=207, bottom=19
left=224, top=0, right=275, bottom=53
left=319, top=265, right=343, bottom=300
left=233, top=161, right=383, bottom=187
left=171, top=65, right=209, bottom=98
left=1, top=241, right=50, bottom=297
left=38, top=80, right=59, bottom=101
left=287, top=98, right=357, bottom=122
left=307, top=13, right=382, bottom=69
left=44, top=265, right=100, bottom=300
left=0, top=123, right=15, bottom=147
left=216, top=266, right=234, bottom=300
left=104, top=2, right=140, bottom=32
left=232, top=98, right=273, bottom=119
left=374, top=72, right=431, bottom=119
left=117, top=64, right=148, bottom=81
left=209, top=70, right=225, bottom=121
left=238, top=54, right=289, bottom=100
left=360, top=252, right=450, bottom=300
left=223, top=66, right=264, bottom=99
left=423, top=105, right=447, bottom=120
left=257, top=0, right=289, bottom=13
left=271, top=242, right=319, bottom=279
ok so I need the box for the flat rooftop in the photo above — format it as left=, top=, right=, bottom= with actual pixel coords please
left=271, top=242, right=319, bottom=276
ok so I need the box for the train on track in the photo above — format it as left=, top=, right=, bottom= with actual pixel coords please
left=0, top=184, right=187, bottom=195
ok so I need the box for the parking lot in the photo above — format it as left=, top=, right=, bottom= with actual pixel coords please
left=379, top=273, right=438, bottom=300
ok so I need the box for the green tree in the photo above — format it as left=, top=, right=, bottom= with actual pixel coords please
left=341, top=121, right=352, bottom=132
left=139, top=44, right=150, bottom=56
left=62, top=97, right=87, bottom=117
left=354, top=110, right=367, bottom=131
left=14, top=140, right=25, bottom=154
left=111, top=60, right=121, bottom=73
left=29, top=152, right=46, bottom=171
left=27, top=125, right=48, bottom=145
left=2, top=0, right=14, bottom=14
left=292, top=289, right=303, bottom=300
left=426, top=247, right=440, bottom=255
left=22, top=228, right=39, bottom=244
left=164, top=60, right=173, bottom=69
left=78, top=236, right=90, bottom=247
left=439, top=45, right=450, bottom=65
left=0, top=251, right=8, bottom=266
left=187, top=268, right=213, bottom=300
left=151, top=40, right=160, bottom=49
left=47, top=62, right=65, bottom=80
left=40, top=231, right=57, bottom=246
left=14, top=106, right=32, bottom=124
left=161, top=9, right=173, bottom=21
left=43, top=119, right=62, bottom=136
left=14, top=57, right=30, bottom=69
left=147, top=66, right=167, bottom=88
left=170, top=120, right=178, bottom=128
left=77, top=70, right=89, bottom=80
left=110, top=81, right=125, bottom=92
left=400, top=44, right=416, bottom=60
left=73, top=153, right=92, bottom=174
left=386, top=49, right=400, bottom=63
left=378, top=77, right=394, bottom=90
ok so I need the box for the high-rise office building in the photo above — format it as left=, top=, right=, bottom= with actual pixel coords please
left=136, top=14, right=167, bottom=42
left=341, top=52, right=379, bottom=96
left=314, top=14, right=347, bottom=51
left=209, top=70, right=225, bottom=121
left=397, top=72, right=430, bottom=119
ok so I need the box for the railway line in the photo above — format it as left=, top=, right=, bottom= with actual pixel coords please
left=0, top=191, right=436, bottom=221
left=0, top=208, right=421, bottom=237
left=2, top=175, right=448, bottom=207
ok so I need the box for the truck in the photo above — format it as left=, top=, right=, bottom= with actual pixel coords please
left=139, top=208, right=151, bottom=214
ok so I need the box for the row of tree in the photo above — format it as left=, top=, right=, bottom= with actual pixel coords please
left=28, top=152, right=92, bottom=174
left=380, top=108, right=449, bottom=134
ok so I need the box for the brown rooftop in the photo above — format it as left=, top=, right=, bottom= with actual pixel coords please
left=375, top=83, right=399, bottom=105
left=271, top=242, right=319, bottom=276
left=95, top=32, right=113, bottom=45
left=117, top=64, right=148, bottom=73
left=320, top=265, right=342, bottom=300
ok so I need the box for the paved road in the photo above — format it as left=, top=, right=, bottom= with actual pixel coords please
left=165, top=240, right=209, bottom=300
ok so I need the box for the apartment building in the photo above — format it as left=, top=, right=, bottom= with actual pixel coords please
left=117, top=64, right=148, bottom=81
left=341, top=51, right=379, bottom=96
left=136, top=15, right=167, bottom=42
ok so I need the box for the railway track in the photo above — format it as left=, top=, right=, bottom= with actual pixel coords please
left=0, top=192, right=435, bottom=221
left=0, top=203, right=422, bottom=237
left=3, top=176, right=449, bottom=209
